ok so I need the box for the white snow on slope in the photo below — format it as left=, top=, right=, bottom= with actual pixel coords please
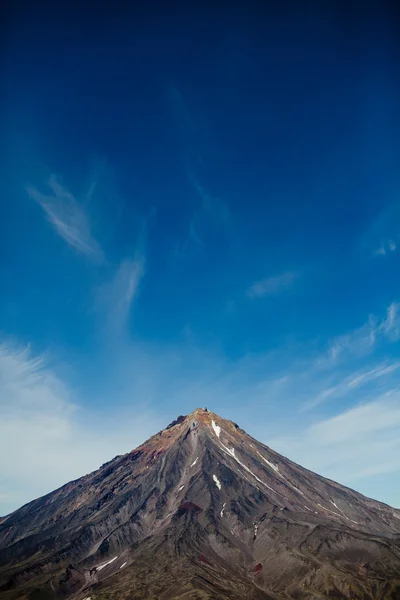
left=254, top=523, right=259, bottom=538
left=120, top=562, right=127, bottom=569
left=191, top=457, right=198, bottom=467
left=220, top=502, right=226, bottom=517
left=219, top=442, right=277, bottom=494
left=178, top=485, right=185, bottom=491
left=96, top=556, right=118, bottom=571
left=331, top=500, right=345, bottom=515
left=257, top=451, right=304, bottom=496
left=257, top=452, right=280, bottom=473
left=211, top=420, right=221, bottom=438
left=318, top=502, right=341, bottom=517
left=213, top=474, right=222, bottom=490
left=318, top=502, right=358, bottom=524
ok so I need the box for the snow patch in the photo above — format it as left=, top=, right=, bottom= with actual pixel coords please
left=211, top=420, right=221, bottom=438
left=329, top=500, right=357, bottom=522
left=254, top=523, right=259, bottom=538
left=257, top=452, right=280, bottom=473
left=257, top=451, right=304, bottom=496
left=318, top=502, right=356, bottom=522
left=304, top=506, right=312, bottom=512
left=213, top=474, right=222, bottom=490
left=318, top=502, right=340, bottom=516
left=178, top=485, right=185, bottom=491
left=289, top=484, right=304, bottom=496
left=120, top=562, right=127, bottom=569
left=219, top=442, right=277, bottom=494
left=220, top=502, right=226, bottom=517
left=96, top=556, right=118, bottom=571
left=191, top=457, right=198, bottom=467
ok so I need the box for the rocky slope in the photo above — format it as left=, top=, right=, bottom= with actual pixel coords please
left=0, top=408, right=400, bottom=600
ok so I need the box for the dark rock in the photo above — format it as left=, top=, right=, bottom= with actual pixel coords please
left=1, top=408, right=399, bottom=600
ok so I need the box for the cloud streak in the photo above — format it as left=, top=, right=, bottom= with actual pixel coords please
left=0, top=339, right=160, bottom=516
left=325, top=302, right=400, bottom=364
left=97, top=254, right=146, bottom=334
left=247, top=271, right=300, bottom=298
left=304, top=361, right=400, bottom=409
left=27, top=175, right=104, bottom=262
left=375, top=240, right=397, bottom=256
left=270, top=394, right=400, bottom=502
left=2, top=295, right=400, bottom=514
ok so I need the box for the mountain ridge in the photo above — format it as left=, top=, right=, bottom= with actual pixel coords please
left=1, top=408, right=399, bottom=600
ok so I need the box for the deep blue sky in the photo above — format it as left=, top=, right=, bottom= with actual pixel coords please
left=1, top=1, right=400, bottom=514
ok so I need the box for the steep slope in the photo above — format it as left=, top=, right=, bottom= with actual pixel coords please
left=0, top=408, right=399, bottom=600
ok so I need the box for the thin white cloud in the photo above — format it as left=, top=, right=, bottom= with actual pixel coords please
left=304, top=361, right=400, bottom=409
left=308, top=396, right=400, bottom=445
left=375, top=240, right=397, bottom=256
left=2, top=307, right=400, bottom=514
left=322, top=302, right=400, bottom=365
left=97, top=254, right=145, bottom=333
left=327, top=319, right=376, bottom=362
left=381, top=302, right=400, bottom=340
left=348, top=362, right=400, bottom=387
left=247, top=271, right=299, bottom=298
left=27, top=175, right=104, bottom=262
left=0, top=340, right=160, bottom=516
left=269, top=394, right=400, bottom=502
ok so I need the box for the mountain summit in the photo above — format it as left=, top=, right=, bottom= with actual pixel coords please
left=1, top=408, right=400, bottom=599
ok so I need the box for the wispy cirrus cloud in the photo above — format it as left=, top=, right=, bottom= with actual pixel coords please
left=97, top=254, right=146, bottom=334
left=0, top=339, right=160, bottom=516
left=304, top=361, right=400, bottom=409
left=247, top=271, right=300, bottom=299
left=27, top=175, right=104, bottom=263
left=375, top=240, right=397, bottom=256
left=325, top=302, right=400, bottom=363
left=270, top=394, right=400, bottom=504
left=2, top=299, right=400, bottom=514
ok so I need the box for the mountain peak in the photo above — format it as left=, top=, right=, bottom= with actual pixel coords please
left=164, top=407, right=240, bottom=435
left=1, top=410, right=400, bottom=600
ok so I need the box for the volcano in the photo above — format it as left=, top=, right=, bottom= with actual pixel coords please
left=1, top=408, right=400, bottom=600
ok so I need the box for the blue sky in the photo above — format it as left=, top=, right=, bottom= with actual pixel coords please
left=1, top=2, right=400, bottom=514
